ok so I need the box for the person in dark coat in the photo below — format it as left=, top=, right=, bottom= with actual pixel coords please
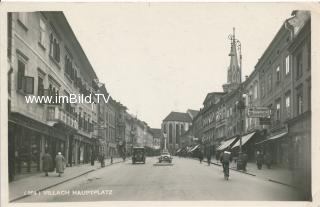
left=264, top=152, right=272, bottom=169
left=206, top=149, right=211, bottom=166
left=55, top=152, right=65, bottom=177
left=42, top=150, right=53, bottom=176
left=256, top=151, right=263, bottom=170
left=199, top=150, right=204, bottom=164
left=91, top=151, right=95, bottom=166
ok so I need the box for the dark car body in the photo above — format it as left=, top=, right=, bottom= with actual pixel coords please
left=132, top=147, right=146, bottom=164
left=159, top=150, right=172, bottom=163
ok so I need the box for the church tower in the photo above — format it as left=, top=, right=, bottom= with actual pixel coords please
left=223, top=28, right=241, bottom=93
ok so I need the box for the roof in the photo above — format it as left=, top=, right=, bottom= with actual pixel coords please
left=150, top=128, right=162, bottom=138
left=163, top=112, right=192, bottom=122
left=187, top=109, right=199, bottom=118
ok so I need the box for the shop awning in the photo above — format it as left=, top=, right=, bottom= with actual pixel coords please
left=217, top=137, right=237, bottom=151
left=256, top=132, right=287, bottom=145
left=232, top=132, right=256, bottom=149
left=189, top=145, right=200, bottom=152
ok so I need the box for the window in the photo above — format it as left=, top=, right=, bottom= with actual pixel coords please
left=307, top=80, right=311, bottom=111
left=296, top=86, right=303, bottom=115
left=39, top=19, right=46, bottom=48
left=64, top=55, right=73, bottom=80
left=38, top=76, right=44, bottom=96
left=17, top=59, right=34, bottom=94
left=253, top=83, right=258, bottom=99
left=285, top=92, right=291, bottom=119
left=276, top=66, right=280, bottom=82
left=17, top=60, right=25, bottom=90
left=285, top=55, right=290, bottom=75
left=49, top=34, right=60, bottom=63
left=268, top=73, right=272, bottom=92
left=307, top=41, right=311, bottom=71
left=18, top=13, right=28, bottom=28
left=261, top=80, right=265, bottom=97
left=296, top=53, right=303, bottom=79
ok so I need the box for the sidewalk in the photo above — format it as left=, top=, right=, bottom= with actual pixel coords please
left=9, top=158, right=123, bottom=202
left=207, top=158, right=294, bottom=187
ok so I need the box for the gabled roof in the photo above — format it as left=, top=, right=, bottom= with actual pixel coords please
left=187, top=109, right=199, bottom=118
left=150, top=128, right=162, bottom=138
left=163, top=112, right=192, bottom=123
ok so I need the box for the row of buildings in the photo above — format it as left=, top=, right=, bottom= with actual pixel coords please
left=7, top=12, right=160, bottom=182
left=161, top=10, right=311, bottom=197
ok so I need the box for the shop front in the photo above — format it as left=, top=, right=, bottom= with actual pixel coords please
left=8, top=113, right=67, bottom=181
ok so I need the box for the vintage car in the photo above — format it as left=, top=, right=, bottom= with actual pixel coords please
left=132, top=147, right=146, bottom=164
left=159, top=149, right=172, bottom=163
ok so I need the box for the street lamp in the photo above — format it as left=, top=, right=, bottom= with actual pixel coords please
left=229, top=29, right=246, bottom=170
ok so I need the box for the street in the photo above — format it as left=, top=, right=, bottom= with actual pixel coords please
left=17, top=157, right=302, bottom=202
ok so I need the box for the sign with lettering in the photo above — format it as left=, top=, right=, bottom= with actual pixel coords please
left=248, top=107, right=270, bottom=118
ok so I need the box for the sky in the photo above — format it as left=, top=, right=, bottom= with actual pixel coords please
left=64, top=3, right=302, bottom=128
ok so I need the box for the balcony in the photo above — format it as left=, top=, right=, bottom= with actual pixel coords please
left=47, top=106, right=78, bottom=129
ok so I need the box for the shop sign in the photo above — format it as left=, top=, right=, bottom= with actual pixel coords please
left=248, top=107, right=270, bottom=118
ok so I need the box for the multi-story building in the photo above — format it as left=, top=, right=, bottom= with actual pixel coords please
left=115, top=101, right=127, bottom=157
left=286, top=11, right=311, bottom=198
left=104, top=97, right=118, bottom=157
left=243, top=69, right=262, bottom=133
left=7, top=12, right=99, bottom=181
left=201, top=92, right=225, bottom=155
left=161, top=111, right=193, bottom=154
left=124, top=112, right=136, bottom=156
left=255, top=11, right=305, bottom=167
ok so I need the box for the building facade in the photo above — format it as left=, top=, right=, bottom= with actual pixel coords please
left=287, top=11, right=311, bottom=199
left=8, top=12, right=99, bottom=181
left=161, top=111, right=193, bottom=154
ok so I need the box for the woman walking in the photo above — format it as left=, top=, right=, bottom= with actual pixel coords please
left=55, top=152, right=65, bottom=177
left=42, top=150, right=53, bottom=176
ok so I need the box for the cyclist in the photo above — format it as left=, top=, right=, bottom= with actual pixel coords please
left=220, top=148, right=232, bottom=180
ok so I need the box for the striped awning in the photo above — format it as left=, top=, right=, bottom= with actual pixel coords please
left=217, top=137, right=237, bottom=151
left=232, top=132, right=256, bottom=149
left=189, top=145, right=200, bottom=152
left=256, top=132, right=287, bottom=145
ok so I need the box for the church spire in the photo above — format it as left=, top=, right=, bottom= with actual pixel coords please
left=227, top=27, right=240, bottom=84
left=223, top=27, right=242, bottom=93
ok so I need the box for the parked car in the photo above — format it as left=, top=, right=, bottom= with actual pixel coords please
left=159, top=149, right=173, bottom=163
left=132, top=147, right=146, bottom=164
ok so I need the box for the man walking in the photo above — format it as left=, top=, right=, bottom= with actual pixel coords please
left=256, top=151, right=263, bottom=170
left=55, top=152, right=65, bottom=177
left=42, top=150, right=53, bottom=176
left=207, top=148, right=211, bottom=166
left=199, top=150, right=204, bottom=164
left=220, top=148, right=232, bottom=180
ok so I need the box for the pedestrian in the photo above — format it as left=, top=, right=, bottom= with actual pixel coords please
left=220, top=147, right=232, bottom=180
left=55, top=152, right=65, bottom=177
left=91, top=151, right=95, bottom=166
left=207, top=150, right=211, bottom=166
left=42, top=150, right=53, bottom=176
left=110, top=155, right=113, bottom=164
left=242, top=152, right=248, bottom=171
left=256, top=151, right=263, bottom=170
left=264, top=152, right=272, bottom=169
left=199, top=150, right=204, bottom=164
left=99, top=153, right=105, bottom=167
